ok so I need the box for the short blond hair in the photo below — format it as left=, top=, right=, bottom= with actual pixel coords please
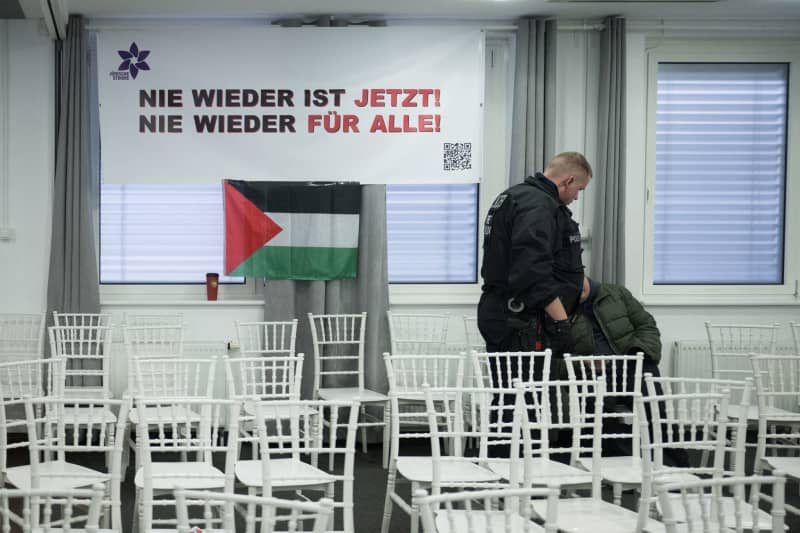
left=545, top=152, right=593, bottom=179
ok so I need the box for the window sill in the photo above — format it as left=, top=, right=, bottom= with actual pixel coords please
left=639, top=294, right=800, bottom=307
left=101, top=299, right=265, bottom=307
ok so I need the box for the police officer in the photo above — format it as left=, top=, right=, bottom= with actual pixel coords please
left=478, top=151, right=592, bottom=380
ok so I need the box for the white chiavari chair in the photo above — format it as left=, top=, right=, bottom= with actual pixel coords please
left=0, top=358, right=64, bottom=488
left=19, top=397, right=129, bottom=531
left=234, top=399, right=359, bottom=533
left=750, top=353, right=800, bottom=517
left=133, top=398, right=239, bottom=533
left=308, top=312, right=389, bottom=468
left=564, top=353, right=644, bottom=505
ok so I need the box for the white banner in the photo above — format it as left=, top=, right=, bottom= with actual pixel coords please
left=96, top=27, right=484, bottom=184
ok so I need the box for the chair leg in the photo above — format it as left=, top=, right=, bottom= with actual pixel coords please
left=613, top=483, right=622, bottom=506
left=132, top=487, right=141, bottom=533
left=245, top=487, right=257, bottom=533
left=410, top=481, right=420, bottom=533
left=382, top=401, right=390, bottom=469
left=380, top=462, right=397, bottom=533
left=360, top=404, right=368, bottom=454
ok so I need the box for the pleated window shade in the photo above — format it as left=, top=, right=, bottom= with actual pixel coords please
left=386, top=184, right=478, bottom=283
left=654, top=63, right=788, bottom=284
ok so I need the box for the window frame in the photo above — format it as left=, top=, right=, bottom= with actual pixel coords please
left=636, top=39, right=800, bottom=305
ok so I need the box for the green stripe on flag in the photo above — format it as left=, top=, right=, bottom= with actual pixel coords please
left=231, top=246, right=358, bottom=280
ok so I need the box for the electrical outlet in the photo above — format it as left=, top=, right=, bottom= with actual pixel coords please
left=0, top=227, right=15, bottom=241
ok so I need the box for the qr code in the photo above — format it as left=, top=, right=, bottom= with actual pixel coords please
left=443, top=142, right=472, bottom=171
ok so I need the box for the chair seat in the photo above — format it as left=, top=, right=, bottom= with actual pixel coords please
left=531, top=497, right=665, bottom=533
left=32, top=529, right=115, bottom=533
left=243, top=401, right=319, bottom=418
left=727, top=404, right=794, bottom=422
left=487, top=458, right=592, bottom=487
left=434, top=511, right=545, bottom=533
left=4, top=461, right=108, bottom=491
left=318, top=387, right=388, bottom=403
left=134, top=462, right=226, bottom=490
left=129, top=405, right=202, bottom=424
left=235, top=458, right=336, bottom=488
left=61, top=407, right=117, bottom=424
left=658, top=493, right=784, bottom=531
left=762, top=456, right=800, bottom=479
left=396, top=457, right=500, bottom=484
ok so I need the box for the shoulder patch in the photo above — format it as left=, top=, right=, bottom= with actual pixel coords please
left=491, top=194, right=508, bottom=209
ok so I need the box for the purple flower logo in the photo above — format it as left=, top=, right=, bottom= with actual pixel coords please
left=117, top=42, right=150, bottom=79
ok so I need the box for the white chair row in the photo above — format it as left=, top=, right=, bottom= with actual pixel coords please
left=0, top=390, right=362, bottom=533
left=381, top=349, right=796, bottom=533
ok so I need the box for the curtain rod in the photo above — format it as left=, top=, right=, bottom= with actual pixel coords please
left=557, top=23, right=605, bottom=32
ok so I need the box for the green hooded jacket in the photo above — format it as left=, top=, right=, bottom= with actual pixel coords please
left=570, top=283, right=662, bottom=364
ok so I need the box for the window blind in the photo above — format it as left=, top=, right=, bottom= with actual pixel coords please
left=386, top=184, right=478, bottom=283
left=100, top=184, right=241, bottom=284
left=653, top=63, right=788, bottom=284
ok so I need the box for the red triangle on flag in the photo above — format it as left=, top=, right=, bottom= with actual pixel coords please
left=224, top=181, right=283, bottom=274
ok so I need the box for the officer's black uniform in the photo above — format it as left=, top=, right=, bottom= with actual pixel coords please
left=478, top=173, right=585, bottom=378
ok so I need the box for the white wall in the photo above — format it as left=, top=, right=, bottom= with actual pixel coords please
left=5, top=18, right=799, bottom=384
left=0, top=20, right=54, bottom=315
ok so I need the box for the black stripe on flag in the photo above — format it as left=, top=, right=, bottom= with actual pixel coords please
left=226, top=180, right=361, bottom=214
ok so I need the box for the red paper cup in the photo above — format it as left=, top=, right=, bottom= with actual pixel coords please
left=206, top=273, right=219, bottom=301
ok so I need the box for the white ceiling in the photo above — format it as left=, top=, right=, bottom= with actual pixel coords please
left=61, top=0, right=800, bottom=22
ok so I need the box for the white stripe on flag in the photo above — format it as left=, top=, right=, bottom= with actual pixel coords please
left=265, top=212, right=359, bottom=248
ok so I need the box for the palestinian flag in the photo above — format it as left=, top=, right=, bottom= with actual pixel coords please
left=224, top=180, right=361, bottom=280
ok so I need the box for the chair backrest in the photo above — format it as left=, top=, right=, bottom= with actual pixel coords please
left=705, top=322, right=779, bottom=380
left=308, top=313, right=366, bottom=391
left=749, top=354, right=800, bottom=411
left=225, top=355, right=304, bottom=401
left=384, top=353, right=464, bottom=396
left=514, top=379, right=605, bottom=497
left=123, top=325, right=184, bottom=358
left=0, top=312, right=46, bottom=359
left=386, top=311, right=449, bottom=355
left=136, top=398, right=240, bottom=531
left=52, top=312, right=111, bottom=328
left=462, top=316, right=484, bottom=352
left=656, top=474, right=786, bottom=533
left=124, top=325, right=185, bottom=393
left=642, top=375, right=751, bottom=476
left=236, top=320, right=298, bottom=357
left=251, top=399, right=359, bottom=533
left=48, top=325, right=113, bottom=400
left=175, top=488, right=334, bottom=533
left=471, top=350, right=552, bottom=389
left=564, top=353, right=643, bottom=458
left=791, top=321, right=800, bottom=355
left=123, top=313, right=183, bottom=327
left=133, top=356, right=217, bottom=398
left=0, top=485, right=105, bottom=533
left=415, top=485, right=560, bottom=533
left=0, top=358, right=64, bottom=472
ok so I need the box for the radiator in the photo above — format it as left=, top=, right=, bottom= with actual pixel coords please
left=671, top=340, right=798, bottom=378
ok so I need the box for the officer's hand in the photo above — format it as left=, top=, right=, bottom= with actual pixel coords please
left=545, top=319, right=575, bottom=356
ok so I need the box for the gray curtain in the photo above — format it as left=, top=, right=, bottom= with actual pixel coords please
left=260, top=185, right=390, bottom=400
left=46, top=15, right=100, bottom=321
left=590, top=16, right=626, bottom=284
left=509, top=18, right=557, bottom=185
